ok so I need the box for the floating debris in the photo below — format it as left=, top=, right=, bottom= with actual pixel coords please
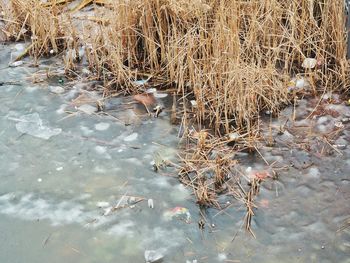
left=144, top=249, right=165, bottom=263
left=341, top=117, right=350, bottom=124
left=9, top=60, right=24, bottom=67
left=163, top=207, right=191, bottom=223
left=228, top=132, right=240, bottom=141
left=302, top=57, right=317, bottom=69
left=148, top=199, right=154, bottom=209
left=133, top=79, right=149, bottom=86
left=153, top=105, right=163, bottom=118
left=103, top=195, right=145, bottom=216
left=288, top=76, right=310, bottom=92
left=335, top=121, right=344, bottom=129
left=146, top=88, right=168, bottom=98
left=253, top=170, right=271, bottom=180
left=96, top=201, right=110, bottom=208
left=134, top=93, right=156, bottom=106
left=152, top=152, right=168, bottom=172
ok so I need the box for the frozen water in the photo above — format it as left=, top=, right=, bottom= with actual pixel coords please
left=11, top=113, right=62, bottom=140
left=123, top=132, right=138, bottom=142
left=77, top=104, right=97, bottom=115
left=94, top=122, right=110, bottom=131
left=0, top=43, right=349, bottom=263
left=49, top=86, right=65, bottom=94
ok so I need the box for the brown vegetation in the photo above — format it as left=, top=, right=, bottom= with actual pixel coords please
left=1, top=0, right=348, bottom=129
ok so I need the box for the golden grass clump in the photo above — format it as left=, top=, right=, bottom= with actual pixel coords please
left=1, top=0, right=82, bottom=70
left=0, top=0, right=348, bottom=133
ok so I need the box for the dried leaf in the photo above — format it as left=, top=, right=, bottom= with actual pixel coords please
left=133, top=93, right=156, bottom=106
left=254, top=171, right=270, bottom=180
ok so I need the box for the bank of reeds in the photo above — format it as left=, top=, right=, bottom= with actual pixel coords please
left=1, top=0, right=348, bottom=130
left=1, top=0, right=349, bottom=233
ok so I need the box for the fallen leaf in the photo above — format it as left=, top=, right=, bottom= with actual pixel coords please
left=133, top=93, right=156, bottom=106
left=254, top=171, right=270, bottom=180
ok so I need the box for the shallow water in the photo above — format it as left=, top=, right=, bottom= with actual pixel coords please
left=0, top=43, right=349, bottom=263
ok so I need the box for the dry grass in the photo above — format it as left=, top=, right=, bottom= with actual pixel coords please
left=1, top=1, right=348, bottom=123
left=1, top=0, right=349, bottom=234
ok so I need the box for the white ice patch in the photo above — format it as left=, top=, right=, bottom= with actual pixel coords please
left=317, top=116, right=329, bottom=125
left=308, top=167, right=320, bottom=179
left=123, top=132, right=138, bottom=142
left=153, top=177, right=171, bottom=189
left=95, top=122, right=110, bottom=131
left=80, top=126, right=94, bottom=136
left=93, top=166, right=107, bottom=174
left=9, top=113, right=62, bottom=140
left=169, top=184, right=190, bottom=201
left=95, top=146, right=107, bottom=154
left=77, top=104, right=96, bottom=115
left=25, top=86, right=39, bottom=92
left=96, top=201, right=110, bottom=208
left=141, top=227, right=183, bottom=250
left=56, top=104, right=68, bottom=114
left=14, top=43, right=25, bottom=52
left=0, top=193, right=92, bottom=226
left=107, top=220, right=135, bottom=237
left=217, top=253, right=227, bottom=261
left=49, top=86, right=65, bottom=94
left=125, top=158, right=142, bottom=166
